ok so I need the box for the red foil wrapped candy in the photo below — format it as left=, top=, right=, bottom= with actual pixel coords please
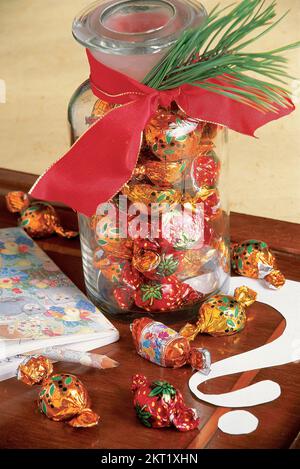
left=132, top=374, right=200, bottom=431
left=131, top=317, right=211, bottom=372
left=191, top=151, right=220, bottom=189
left=17, top=355, right=99, bottom=427
left=231, top=239, right=285, bottom=289
left=134, top=276, right=202, bottom=312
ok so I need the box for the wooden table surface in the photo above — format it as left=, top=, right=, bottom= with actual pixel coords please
left=0, top=168, right=299, bottom=449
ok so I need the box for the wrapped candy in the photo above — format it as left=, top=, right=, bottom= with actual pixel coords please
left=176, top=246, right=217, bottom=280
left=184, top=187, right=220, bottom=219
left=122, top=183, right=182, bottom=207
left=93, top=213, right=133, bottom=259
left=180, top=286, right=257, bottom=339
left=231, top=239, right=285, bottom=289
left=134, top=160, right=187, bottom=187
left=132, top=249, right=161, bottom=274
left=161, top=206, right=204, bottom=251
left=6, top=191, right=78, bottom=239
left=93, top=255, right=127, bottom=283
left=132, top=374, right=200, bottom=431
left=134, top=275, right=202, bottom=312
left=113, top=285, right=134, bottom=309
left=91, top=99, right=116, bottom=119
left=144, top=107, right=202, bottom=161
left=191, top=151, right=220, bottom=189
left=131, top=317, right=211, bottom=372
left=17, top=355, right=99, bottom=427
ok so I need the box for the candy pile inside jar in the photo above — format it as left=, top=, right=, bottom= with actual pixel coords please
left=89, top=102, right=229, bottom=315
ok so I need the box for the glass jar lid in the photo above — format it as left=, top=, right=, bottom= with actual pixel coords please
left=73, top=0, right=207, bottom=55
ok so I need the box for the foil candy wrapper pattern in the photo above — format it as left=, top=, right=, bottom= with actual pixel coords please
left=6, top=191, right=78, bottom=239
left=17, top=355, right=99, bottom=428
left=180, top=286, right=257, bottom=340
left=131, top=317, right=211, bottom=373
left=231, top=239, right=285, bottom=289
left=132, top=374, right=200, bottom=432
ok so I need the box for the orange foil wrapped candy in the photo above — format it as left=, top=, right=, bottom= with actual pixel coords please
left=91, top=99, right=116, bottom=120
left=122, top=183, right=182, bottom=207
left=180, top=286, right=257, bottom=340
left=131, top=317, right=211, bottom=373
left=6, top=191, right=78, bottom=239
left=231, top=239, right=285, bottom=289
left=185, top=187, right=221, bottom=219
left=134, top=160, right=187, bottom=187
left=93, top=212, right=133, bottom=259
left=17, top=355, right=99, bottom=428
left=144, top=107, right=202, bottom=161
left=132, top=374, right=200, bottom=431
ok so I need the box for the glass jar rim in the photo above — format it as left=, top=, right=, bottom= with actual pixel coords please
left=72, top=0, right=207, bottom=56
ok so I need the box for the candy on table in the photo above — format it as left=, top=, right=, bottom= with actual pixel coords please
left=144, top=107, right=203, bottom=161
left=5, top=191, right=78, bottom=239
left=17, top=355, right=99, bottom=427
left=131, top=317, right=211, bottom=373
left=180, top=286, right=257, bottom=340
left=132, top=374, right=200, bottom=431
left=134, top=275, right=202, bottom=312
left=231, top=239, right=285, bottom=289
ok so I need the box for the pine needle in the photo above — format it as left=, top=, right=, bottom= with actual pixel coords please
left=143, top=0, right=300, bottom=112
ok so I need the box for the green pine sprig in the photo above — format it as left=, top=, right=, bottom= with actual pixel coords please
left=143, top=0, right=300, bottom=112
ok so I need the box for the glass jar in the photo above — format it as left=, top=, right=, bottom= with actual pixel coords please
left=69, top=0, right=230, bottom=322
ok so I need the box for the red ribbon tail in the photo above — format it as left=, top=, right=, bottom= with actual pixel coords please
left=30, top=95, right=156, bottom=217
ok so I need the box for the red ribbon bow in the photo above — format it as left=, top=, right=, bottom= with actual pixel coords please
left=30, top=49, right=294, bottom=216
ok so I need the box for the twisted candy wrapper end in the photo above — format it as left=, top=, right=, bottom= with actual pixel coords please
left=265, top=270, right=286, bottom=289
left=189, top=348, right=211, bottom=375
left=17, top=355, right=53, bottom=386
left=179, top=322, right=202, bottom=342
left=234, top=286, right=257, bottom=307
left=68, top=408, right=100, bottom=428
left=6, top=191, right=30, bottom=213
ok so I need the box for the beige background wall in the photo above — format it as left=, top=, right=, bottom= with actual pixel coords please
left=0, top=0, right=299, bottom=223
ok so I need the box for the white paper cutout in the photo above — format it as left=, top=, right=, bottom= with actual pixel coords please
left=218, top=410, right=259, bottom=435
left=189, top=277, right=300, bottom=407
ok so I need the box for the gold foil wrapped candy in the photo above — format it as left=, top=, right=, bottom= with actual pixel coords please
left=6, top=191, right=78, bottom=239
left=134, top=160, right=187, bottom=187
left=180, top=286, right=257, bottom=339
left=144, top=107, right=202, bottom=161
left=91, top=99, right=116, bottom=119
left=18, top=355, right=99, bottom=428
left=231, top=239, right=285, bottom=289
left=122, top=183, right=182, bottom=207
